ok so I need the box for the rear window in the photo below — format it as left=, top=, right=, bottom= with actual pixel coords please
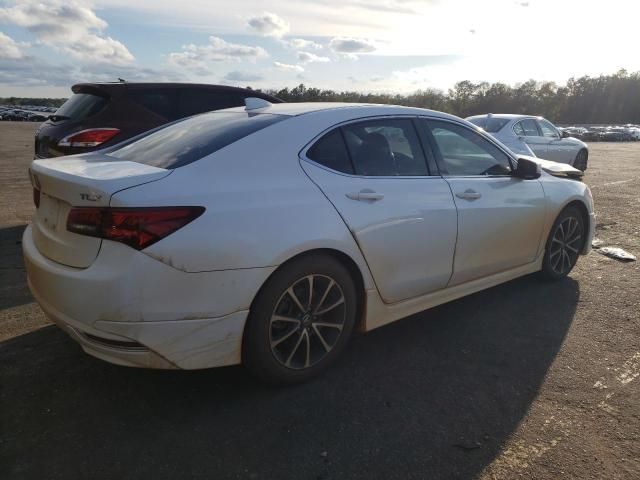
left=107, top=111, right=287, bottom=169
left=54, top=93, right=108, bottom=121
left=467, top=117, right=510, bottom=132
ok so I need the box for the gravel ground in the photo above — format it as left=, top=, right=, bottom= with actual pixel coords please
left=1, top=122, right=638, bottom=479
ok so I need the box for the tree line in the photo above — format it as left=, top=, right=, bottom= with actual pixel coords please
left=3, top=69, right=640, bottom=123
left=265, top=69, right=640, bottom=124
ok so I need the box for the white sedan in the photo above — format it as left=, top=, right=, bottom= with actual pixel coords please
left=23, top=100, right=595, bottom=383
left=466, top=114, right=590, bottom=171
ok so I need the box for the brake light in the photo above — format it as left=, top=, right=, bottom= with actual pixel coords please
left=58, top=128, right=120, bottom=148
left=66, top=207, right=205, bottom=250
left=33, top=187, right=40, bottom=208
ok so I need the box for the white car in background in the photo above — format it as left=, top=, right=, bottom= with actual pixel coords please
left=24, top=101, right=595, bottom=384
left=467, top=114, right=590, bottom=171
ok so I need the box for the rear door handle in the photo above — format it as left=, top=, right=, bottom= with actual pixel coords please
left=455, top=189, right=482, bottom=200
left=346, top=189, right=384, bottom=202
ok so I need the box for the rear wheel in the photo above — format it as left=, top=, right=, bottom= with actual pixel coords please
left=540, top=206, right=585, bottom=281
left=574, top=149, right=588, bottom=171
left=243, top=254, right=357, bottom=384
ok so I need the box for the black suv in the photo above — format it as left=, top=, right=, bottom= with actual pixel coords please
left=35, top=82, right=282, bottom=158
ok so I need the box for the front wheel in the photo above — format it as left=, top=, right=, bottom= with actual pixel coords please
left=243, top=255, right=358, bottom=384
left=540, top=206, right=585, bottom=281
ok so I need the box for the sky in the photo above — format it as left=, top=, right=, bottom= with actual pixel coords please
left=1, top=0, right=639, bottom=98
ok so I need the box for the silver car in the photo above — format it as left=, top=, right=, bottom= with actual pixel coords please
left=467, top=114, right=589, bottom=171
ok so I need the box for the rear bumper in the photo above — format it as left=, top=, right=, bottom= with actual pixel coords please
left=23, top=225, right=275, bottom=369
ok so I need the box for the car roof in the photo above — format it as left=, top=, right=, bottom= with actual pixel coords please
left=71, top=82, right=282, bottom=101
left=222, top=101, right=464, bottom=121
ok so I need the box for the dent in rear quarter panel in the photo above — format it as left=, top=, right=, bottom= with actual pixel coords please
left=109, top=118, right=377, bottom=292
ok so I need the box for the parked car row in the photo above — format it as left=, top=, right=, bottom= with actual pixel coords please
left=1, top=104, right=57, bottom=113
left=559, top=125, right=640, bottom=142
left=0, top=106, right=50, bottom=122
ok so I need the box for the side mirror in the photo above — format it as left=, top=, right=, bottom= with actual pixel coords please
left=560, top=130, right=570, bottom=138
left=514, top=157, right=542, bottom=180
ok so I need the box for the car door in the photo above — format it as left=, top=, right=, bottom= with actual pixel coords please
left=300, top=118, right=458, bottom=304
left=419, top=118, right=546, bottom=286
left=538, top=118, right=574, bottom=164
left=518, top=118, right=549, bottom=158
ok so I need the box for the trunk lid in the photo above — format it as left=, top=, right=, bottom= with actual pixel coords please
left=29, top=154, right=171, bottom=268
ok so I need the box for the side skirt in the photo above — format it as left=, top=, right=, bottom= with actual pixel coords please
left=363, top=256, right=544, bottom=331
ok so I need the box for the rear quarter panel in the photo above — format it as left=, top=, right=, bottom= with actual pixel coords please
left=109, top=115, right=376, bottom=290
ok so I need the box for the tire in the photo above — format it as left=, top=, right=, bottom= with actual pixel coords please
left=574, top=149, right=588, bottom=171
left=540, top=206, right=585, bottom=281
left=243, top=254, right=358, bottom=384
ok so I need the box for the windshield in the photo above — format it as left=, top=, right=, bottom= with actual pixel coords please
left=54, top=93, right=108, bottom=121
left=467, top=117, right=510, bottom=133
left=107, top=111, right=287, bottom=169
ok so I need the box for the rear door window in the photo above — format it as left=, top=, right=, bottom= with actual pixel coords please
left=178, top=89, right=244, bottom=117
left=53, top=93, right=108, bottom=121
left=513, top=122, right=525, bottom=136
left=107, top=112, right=287, bottom=169
left=342, top=119, right=429, bottom=176
left=307, top=130, right=354, bottom=174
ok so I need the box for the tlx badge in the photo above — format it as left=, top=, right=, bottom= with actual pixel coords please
left=80, top=193, right=102, bottom=201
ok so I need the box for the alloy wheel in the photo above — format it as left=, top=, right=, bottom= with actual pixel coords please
left=269, top=274, right=347, bottom=370
left=549, top=216, right=583, bottom=275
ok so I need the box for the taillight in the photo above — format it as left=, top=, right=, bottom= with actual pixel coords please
left=33, top=187, right=40, bottom=208
left=58, top=128, right=120, bottom=148
left=66, top=207, right=205, bottom=250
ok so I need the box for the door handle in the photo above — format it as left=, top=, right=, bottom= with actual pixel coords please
left=455, top=189, right=482, bottom=200
left=346, top=189, right=384, bottom=202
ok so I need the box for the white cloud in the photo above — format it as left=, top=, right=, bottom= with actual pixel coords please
left=224, top=70, right=264, bottom=82
left=0, top=31, right=24, bottom=59
left=287, top=38, right=322, bottom=50
left=168, top=36, right=268, bottom=73
left=274, top=61, right=304, bottom=73
left=329, top=37, right=376, bottom=54
left=297, top=51, right=330, bottom=63
left=0, top=0, right=134, bottom=65
left=0, top=55, right=182, bottom=89
left=247, top=12, right=289, bottom=37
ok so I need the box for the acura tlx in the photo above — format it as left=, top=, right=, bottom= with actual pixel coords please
left=23, top=99, right=595, bottom=383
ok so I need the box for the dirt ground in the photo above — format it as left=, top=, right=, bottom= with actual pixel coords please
left=0, top=122, right=638, bottom=479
